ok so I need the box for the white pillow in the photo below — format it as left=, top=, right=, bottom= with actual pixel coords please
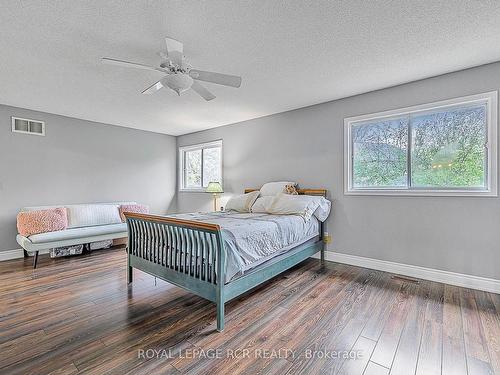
left=266, top=194, right=317, bottom=221
left=251, top=196, right=274, bottom=213
left=314, top=198, right=331, bottom=221
left=286, top=195, right=331, bottom=222
left=267, top=194, right=331, bottom=222
left=66, top=204, right=122, bottom=228
left=225, top=191, right=260, bottom=213
left=259, top=181, right=296, bottom=196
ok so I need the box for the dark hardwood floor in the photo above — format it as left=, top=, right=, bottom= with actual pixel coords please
left=0, top=247, right=498, bottom=375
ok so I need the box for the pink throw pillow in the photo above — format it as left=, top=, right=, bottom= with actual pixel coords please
left=119, top=204, right=149, bottom=222
left=17, top=208, right=68, bottom=237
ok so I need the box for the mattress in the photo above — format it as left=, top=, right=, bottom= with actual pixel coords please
left=170, top=211, right=320, bottom=282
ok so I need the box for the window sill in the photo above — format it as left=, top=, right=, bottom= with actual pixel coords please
left=344, top=189, right=498, bottom=197
left=179, top=189, right=207, bottom=193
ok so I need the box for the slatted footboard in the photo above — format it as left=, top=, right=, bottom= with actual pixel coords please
left=124, top=189, right=327, bottom=333
left=124, top=212, right=227, bottom=331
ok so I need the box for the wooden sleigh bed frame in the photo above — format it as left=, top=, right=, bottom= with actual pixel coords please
left=124, top=188, right=327, bottom=332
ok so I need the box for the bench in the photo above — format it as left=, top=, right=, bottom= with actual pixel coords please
left=16, top=202, right=134, bottom=268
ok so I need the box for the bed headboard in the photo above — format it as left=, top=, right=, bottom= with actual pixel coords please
left=244, top=188, right=327, bottom=197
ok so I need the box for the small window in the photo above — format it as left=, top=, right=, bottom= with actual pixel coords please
left=11, top=117, right=45, bottom=136
left=179, top=140, right=222, bottom=191
left=344, top=92, right=498, bottom=196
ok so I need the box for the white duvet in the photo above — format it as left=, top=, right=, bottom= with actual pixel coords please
left=170, top=211, right=320, bottom=282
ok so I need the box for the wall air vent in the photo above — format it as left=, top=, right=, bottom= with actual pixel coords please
left=11, top=117, right=45, bottom=136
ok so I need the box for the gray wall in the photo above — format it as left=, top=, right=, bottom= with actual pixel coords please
left=177, top=62, right=500, bottom=280
left=0, top=104, right=176, bottom=252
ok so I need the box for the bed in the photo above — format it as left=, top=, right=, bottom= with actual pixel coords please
left=124, top=188, right=327, bottom=332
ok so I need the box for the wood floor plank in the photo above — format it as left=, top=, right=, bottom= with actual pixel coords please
left=360, top=278, right=402, bottom=342
left=364, top=361, right=389, bottom=375
left=368, top=282, right=414, bottom=368
left=389, top=280, right=430, bottom=375
left=337, top=336, right=377, bottom=375
left=460, top=287, right=495, bottom=375
left=46, top=362, right=79, bottom=375
left=441, top=285, right=468, bottom=375
left=473, top=289, right=500, bottom=375
left=416, top=282, right=444, bottom=375
left=0, top=247, right=498, bottom=375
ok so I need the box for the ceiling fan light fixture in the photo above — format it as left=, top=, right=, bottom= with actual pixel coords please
left=161, top=74, right=193, bottom=96
left=102, top=36, right=241, bottom=101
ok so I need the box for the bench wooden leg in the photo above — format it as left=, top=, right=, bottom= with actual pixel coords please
left=33, top=251, right=39, bottom=269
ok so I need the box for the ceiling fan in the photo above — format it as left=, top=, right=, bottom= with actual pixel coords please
left=102, top=37, right=242, bottom=101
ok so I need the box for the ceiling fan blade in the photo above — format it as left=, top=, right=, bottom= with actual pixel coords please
left=191, top=81, right=216, bottom=101
left=101, top=58, right=165, bottom=73
left=142, top=80, right=164, bottom=94
left=189, top=69, right=242, bottom=88
left=165, top=37, right=183, bottom=66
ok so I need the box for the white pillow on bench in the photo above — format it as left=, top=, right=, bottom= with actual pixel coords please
left=67, top=204, right=122, bottom=228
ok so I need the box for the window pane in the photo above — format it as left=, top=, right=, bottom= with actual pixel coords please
left=15, top=119, right=29, bottom=132
left=411, top=105, right=487, bottom=189
left=185, top=149, right=202, bottom=188
left=202, top=147, right=222, bottom=187
left=29, top=121, right=43, bottom=134
left=352, top=117, right=409, bottom=188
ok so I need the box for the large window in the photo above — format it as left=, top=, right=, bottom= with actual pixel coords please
left=179, top=140, right=223, bottom=191
left=344, top=92, right=497, bottom=196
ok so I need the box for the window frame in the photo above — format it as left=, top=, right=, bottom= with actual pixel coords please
left=179, top=140, right=223, bottom=192
left=344, top=91, right=498, bottom=197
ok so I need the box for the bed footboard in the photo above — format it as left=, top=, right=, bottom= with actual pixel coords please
left=124, top=210, right=324, bottom=332
left=124, top=212, right=227, bottom=331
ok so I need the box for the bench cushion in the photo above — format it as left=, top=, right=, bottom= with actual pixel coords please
left=17, top=223, right=128, bottom=252
left=28, top=223, right=127, bottom=243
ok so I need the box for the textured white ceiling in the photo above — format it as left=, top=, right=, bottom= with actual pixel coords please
left=1, top=1, right=500, bottom=136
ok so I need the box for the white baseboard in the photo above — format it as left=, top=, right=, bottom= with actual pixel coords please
left=0, top=248, right=50, bottom=261
left=0, top=249, right=24, bottom=261
left=316, top=251, right=500, bottom=294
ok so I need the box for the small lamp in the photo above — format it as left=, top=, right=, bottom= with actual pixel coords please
left=206, top=181, right=224, bottom=212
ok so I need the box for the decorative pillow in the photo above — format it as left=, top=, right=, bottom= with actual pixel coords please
left=119, top=204, right=149, bottom=222
left=251, top=196, right=274, bottom=213
left=259, top=181, right=297, bottom=196
left=283, top=183, right=299, bottom=195
left=66, top=204, right=122, bottom=228
left=267, top=194, right=332, bottom=222
left=225, top=191, right=260, bottom=213
left=17, top=207, right=68, bottom=237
